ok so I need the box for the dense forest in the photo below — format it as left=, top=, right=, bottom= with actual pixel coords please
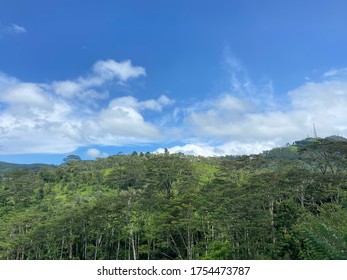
left=1, top=136, right=347, bottom=260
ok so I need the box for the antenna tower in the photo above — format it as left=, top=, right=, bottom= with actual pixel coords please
left=313, top=123, right=318, bottom=138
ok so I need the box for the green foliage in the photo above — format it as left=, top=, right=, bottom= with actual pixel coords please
left=297, top=204, right=347, bottom=259
left=1, top=136, right=347, bottom=259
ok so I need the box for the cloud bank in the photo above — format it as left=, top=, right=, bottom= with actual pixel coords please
left=0, top=60, right=173, bottom=154
left=1, top=55, right=347, bottom=157
left=160, top=65, right=347, bottom=156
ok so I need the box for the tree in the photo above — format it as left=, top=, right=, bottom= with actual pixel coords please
left=63, top=155, right=81, bottom=165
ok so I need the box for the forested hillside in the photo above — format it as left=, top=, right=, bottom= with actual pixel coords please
left=0, top=162, right=55, bottom=173
left=1, top=137, right=347, bottom=260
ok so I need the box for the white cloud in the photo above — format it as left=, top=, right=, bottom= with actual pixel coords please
left=1, top=83, right=51, bottom=109
left=86, top=148, right=108, bottom=158
left=8, top=24, right=27, bottom=34
left=2, top=53, right=347, bottom=157
left=184, top=78, right=347, bottom=155
left=0, top=71, right=18, bottom=84
left=52, top=80, right=82, bottom=98
left=52, top=59, right=145, bottom=101
left=323, top=68, right=347, bottom=78
left=0, top=59, right=168, bottom=154
left=324, top=69, right=339, bottom=77
left=96, top=105, right=162, bottom=139
left=172, top=61, right=347, bottom=156
left=109, top=95, right=174, bottom=112
left=156, top=140, right=278, bottom=157
left=288, top=80, right=347, bottom=135
left=0, top=24, right=27, bottom=34
left=93, top=59, right=146, bottom=82
left=156, top=143, right=217, bottom=157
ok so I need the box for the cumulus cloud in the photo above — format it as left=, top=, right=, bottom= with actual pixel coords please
left=1, top=83, right=51, bottom=109
left=163, top=61, right=347, bottom=156
left=94, top=105, right=162, bottom=140
left=184, top=73, right=347, bottom=155
left=2, top=53, right=347, bottom=157
left=288, top=80, right=347, bottom=135
left=52, top=59, right=145, bottom=101
left=86, top=148, right=108, bottom=158
left=0, top=59, right=172, bottom=154
left=93, top=59, right=146, bottom=82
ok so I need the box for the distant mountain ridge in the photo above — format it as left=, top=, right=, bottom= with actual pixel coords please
left=0, top=161, right=55, bottom=173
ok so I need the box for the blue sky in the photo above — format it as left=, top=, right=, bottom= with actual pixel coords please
left=1, top=0, right=347, bottom=164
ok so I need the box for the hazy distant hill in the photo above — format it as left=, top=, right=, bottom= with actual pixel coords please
left=0, top=161, right=55, bottom=173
